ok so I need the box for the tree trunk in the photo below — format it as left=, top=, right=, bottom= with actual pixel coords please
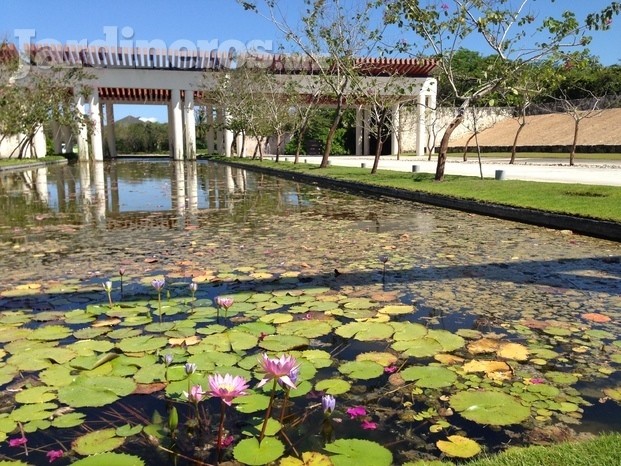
left=294, top=125, right=308, bottom=164
left=320, top=103, right=344, bottom=169
left=435, top=113, right=464, bottom=181
left=570, top=120, right=579, bottom=166
left=258, top=136, right=264, bottom=162
left=510, top=123, right=525, bottom=164
left=371, top=110, right=387, bottom=174
left=240, top=131, right=246, bottom=158
left=462, top=133, right=476, bottom=161
left=275, top=133, right=281, bottom=163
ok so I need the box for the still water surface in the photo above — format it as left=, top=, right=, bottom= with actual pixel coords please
left=0, top=159, right=620, bottom=464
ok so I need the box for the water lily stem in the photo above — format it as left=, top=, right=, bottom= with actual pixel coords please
left=217, top=400, right=226, bottom=464
left=279, top=388, right=290, bottom=427
left=259, top=379, right=277, bottom=443
left=157, top=292, right=162, bottom=324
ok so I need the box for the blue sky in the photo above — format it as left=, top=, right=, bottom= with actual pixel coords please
left=2, top=0, right=619, bottom=122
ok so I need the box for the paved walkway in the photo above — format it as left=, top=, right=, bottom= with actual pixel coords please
left=283, top=155, right=621, bottom=187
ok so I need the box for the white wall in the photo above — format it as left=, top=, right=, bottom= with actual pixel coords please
left=0, top=130, right=46, bottom=158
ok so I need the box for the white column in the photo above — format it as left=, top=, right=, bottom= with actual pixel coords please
left=207, top=107, right=214, bottom=154
left=362, top=109, right=370, bottom=156
left=89, top=90, right=103, bottom=162
left=417, top=93, right=426, bottom=157
left=171, top=89, right=184, bottom=160
left=224, top=109, right=233, bottom=158
left=184, top=90, right=196, bottom=160
left=216, top=108, right=225, bottom=155
left=167, top=104, right=174, bottom=157
left=391, top=104, right=400, bottom=155
left=427, top=94, right=437, bottom=155
left=355, top=108, right=363, bottom=156
left=93, top=161, right=106, bottom=227
left=35, top=167, right=48, bottom=202
left=51, top=121, right=63, bottom=154
left=105, top=103, right=117, bottom=157
left=75, top=89, right=89, bottom=162
left=236, top=133, right=244, bottom=157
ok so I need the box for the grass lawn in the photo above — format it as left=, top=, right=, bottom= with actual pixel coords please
left=208, top=157, right=621, bottom=223
left=398, top=151, right=621, bottom=161
left=0, top=155, right=66, bottom=168
left=461, top=432, right=621, bottom=466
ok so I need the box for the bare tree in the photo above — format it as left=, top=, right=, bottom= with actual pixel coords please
left=388, top=1, right=621, bottom=181
left=239, top=0, right=389, bottom=168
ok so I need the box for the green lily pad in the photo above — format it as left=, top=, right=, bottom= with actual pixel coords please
left=233, top=394, right=271, bottom=413
left=401, top=366, right=458, bottom=388
left=259, top=335, right=309, bottom=351
left=356, top=351, right=398, bottom=367
left=72, top=428, right=125, bottom=455
left=391, top=322, right=428, bottom=341
left=378, top=305, right=415, bottom=315
left=72, top=453, right=145, bottom=466
left=450, top=390, right=531, bottom=426
left=338, top=360, right=384, bottom=380
left=15, top=386, right=57, bottom=404
left=315, top=378, right=351, bottom=395
left=58, top=375, right=137, bottom=408
left=335, top=322, right=394, bottom=341
left=117, top=335, right=169, bottom=353
left=10, top=402, right=57, bottom=422
left=277, top=320, right=334, bottom=339
left=116, top=424, right=143, bottom=437
left=233, top=437, right=285, bottom=465
left=436, top=435, right=482, bottom=458
left=324, top=439, right=392, bottom=466
left=51, top=412, right=87, bottom=428
left=392, top=337, right=444, bottom=358
left=260, top=313, right=294, bottom=324
left=27, top=324, right=73, bottom=341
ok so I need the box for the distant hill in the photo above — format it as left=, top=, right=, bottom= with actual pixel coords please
left=114, top=116, right=160, bottom=126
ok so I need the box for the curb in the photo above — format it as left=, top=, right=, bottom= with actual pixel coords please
left=0, top=158, right=68, bottom=173
left=217, top=159, right=621, bottom=242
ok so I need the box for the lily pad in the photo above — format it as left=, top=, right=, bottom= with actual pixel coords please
left=436, top=435, right=482, bottom=458
left=259, top=335, right=309, bottom=352
left=315, top=378, right=351, bottom=395
left=58, top=376, right=137, bottom=408
left=72, top=453, right=145, bottom=466
left=233, top=437, right=285, bottom=465
left=72, top=428, right=125, bottom=455
left=401, top=366, right=457, bottom=388
left=324, top=439, right=392, bottom=466
left=338, top=360, right=384, bottom=380
left=335, top=322, right=394, bottom=341
left=450, top=390, right=531, bottom=426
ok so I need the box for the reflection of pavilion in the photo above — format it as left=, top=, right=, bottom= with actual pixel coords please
left=10, top=44, right=437, bottom=161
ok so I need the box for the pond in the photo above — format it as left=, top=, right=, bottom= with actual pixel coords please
left=0, top=159, right=620, bottom=465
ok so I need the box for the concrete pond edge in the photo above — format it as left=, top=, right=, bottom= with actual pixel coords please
left=218, top=158, right=621, bottom=243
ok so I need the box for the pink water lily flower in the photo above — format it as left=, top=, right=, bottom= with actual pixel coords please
left=218, top=435, right=235, bottom=448
left=361, top=420, right=377, bottom=430
left=9, top=437, right=27, bottom=447
left=46, top=450, right=64, bottom=462
left=256, top=353, right=300, bottom=390
left=208, top=373, right=249, bottom=406
left=183, top=384, right=206, bottom=403
left=215, top=296, right=234, bottom=310
left=347, top=406, right=367, bottom=419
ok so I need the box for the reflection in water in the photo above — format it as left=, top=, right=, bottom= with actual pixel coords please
left=0, top=160, right=309, bottom=233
